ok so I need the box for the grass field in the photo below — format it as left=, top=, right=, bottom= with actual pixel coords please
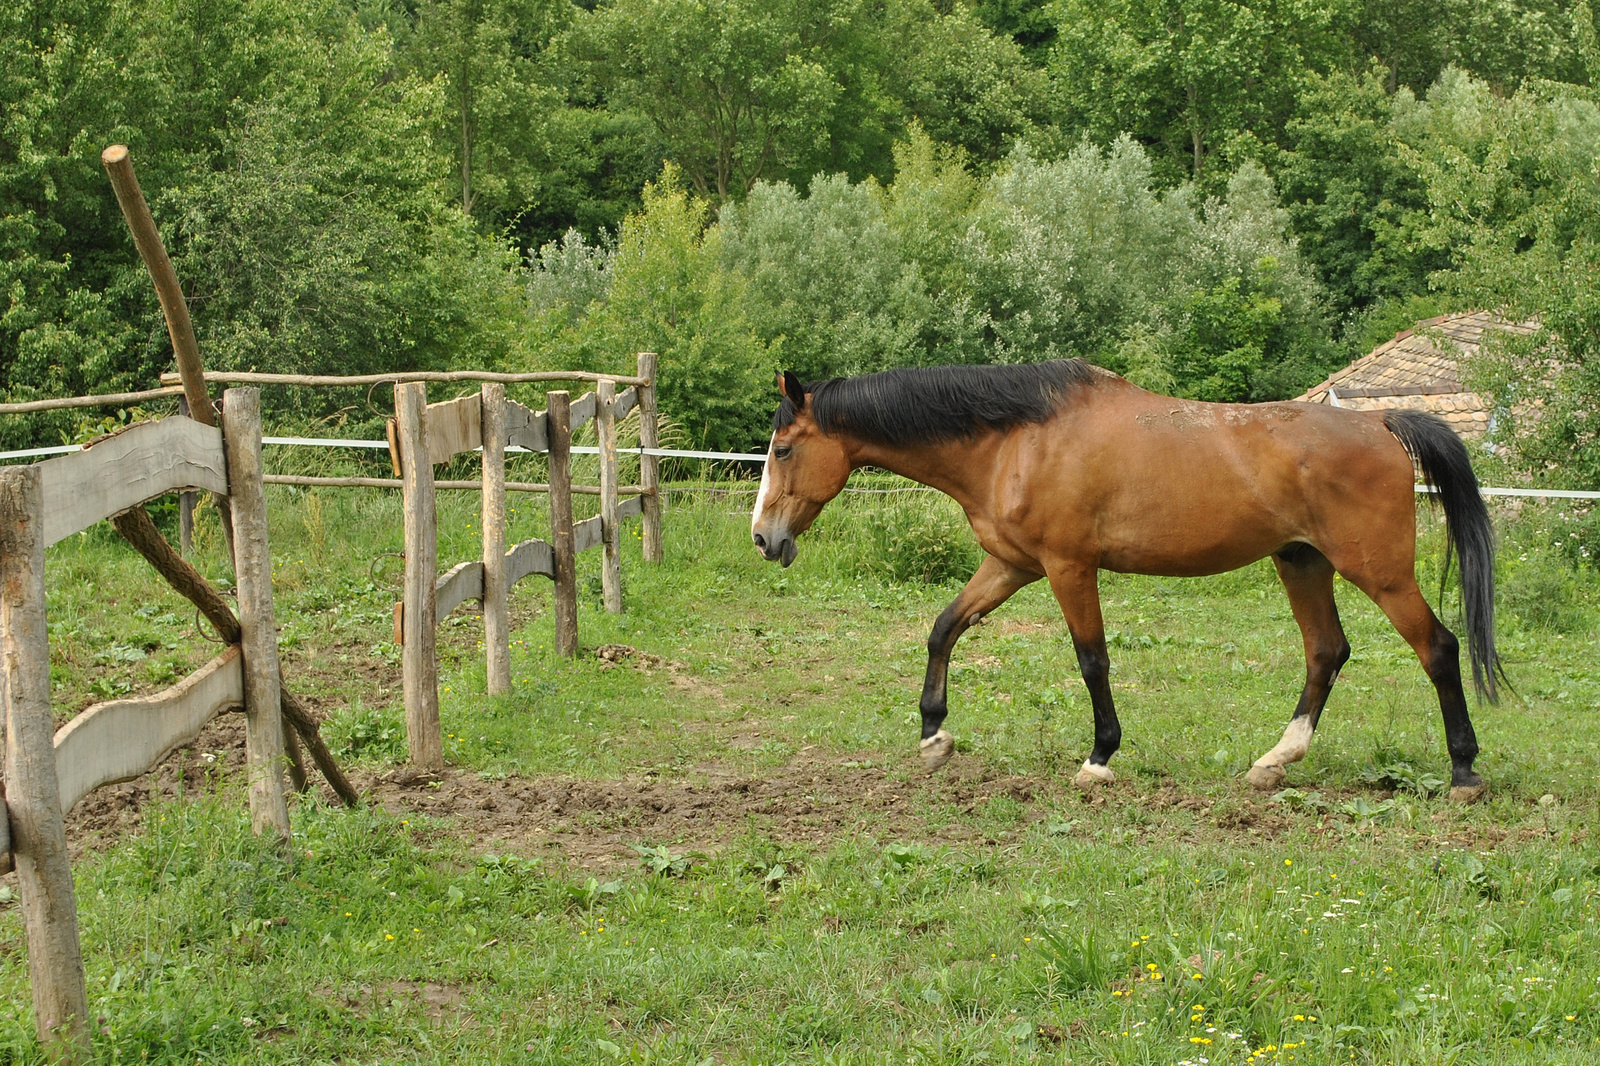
left=3, top=480, right=1600, bottom=1064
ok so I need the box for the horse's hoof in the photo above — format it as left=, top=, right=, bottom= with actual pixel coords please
left=1073, top=761, right=1115, bottom=789
left=920, top=729, right=955, bottom=771
left=1449, top=782, right=1488, bottom=804
left=1245, top=763, right=1286, bottom=791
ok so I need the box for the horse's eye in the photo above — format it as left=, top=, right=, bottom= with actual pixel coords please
left=774, top=444, right=792, bottom=460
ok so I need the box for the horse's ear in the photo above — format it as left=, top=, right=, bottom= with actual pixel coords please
left=781, top=370, right=807, bottom=409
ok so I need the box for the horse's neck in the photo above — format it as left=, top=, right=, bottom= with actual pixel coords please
left=847, top=435, right=999, bottom=511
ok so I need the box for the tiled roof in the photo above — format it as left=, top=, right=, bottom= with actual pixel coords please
left=1295, top=311, right=1537, bottom=438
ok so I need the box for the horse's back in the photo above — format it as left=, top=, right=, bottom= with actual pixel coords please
left=998, top=384, right=1419, bottom=576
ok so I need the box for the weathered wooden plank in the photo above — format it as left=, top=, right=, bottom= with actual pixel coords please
left=597, top=380, right=622, bottom=614
left=574, top=513, right=603, bottom=554
left=619, top=493, right=644, bottom=522
left=54, top=648, right=243, bottom=814
left=434, top=560, right=485, bottom=624
left=506, top=537, right=554, bottom=585
left=610, top=385, right=638, bottom=422
left=0, top=465, right=90, bottom=1054
left=569, top=391, right=597, bottom=434
left=505, top=399, right=547, bottom=452
left=221, top=389, right=290, bottom=841
left=38, top=417, right=227, bottom=546
left=395, top=382, right=443, bottom=769
left=481, top=384, right=510, bottom=695
left=637, top=352, right=662, bottom=563
left=425, top=393, right=482, bottom=466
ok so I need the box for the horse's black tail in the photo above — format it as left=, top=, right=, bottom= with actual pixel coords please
left=1383, top=409, right=1504, bottom=703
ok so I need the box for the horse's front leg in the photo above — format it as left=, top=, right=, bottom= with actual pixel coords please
left=1044, top=563, right=1120, bottom=788
left=919, top=555, right=1039, bottom=770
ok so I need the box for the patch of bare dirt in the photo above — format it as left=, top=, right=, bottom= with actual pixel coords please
left=357, top=752, right=1054, bottom=871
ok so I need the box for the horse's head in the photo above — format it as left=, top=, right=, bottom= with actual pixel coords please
left=752, top=371, right=851, bottom=567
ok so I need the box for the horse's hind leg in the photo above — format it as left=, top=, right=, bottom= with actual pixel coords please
left=1356, top=577, right=1485, bottom=803
left=1247, top=544, right=1351, bottom=790
left=919, top=555, right=1039, bottom=770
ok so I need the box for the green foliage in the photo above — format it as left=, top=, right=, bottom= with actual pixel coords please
left=1418, top=66, right=1600, bottom=488
left=1049, top=0, right=1349, bottom=182
left=1273, top=69, right=1446, bottom=322
left=553, top=170, right=773, bottom=451
left=574, top=0, right=844, bottom=201
left=849, top=493, right=984, bottom=586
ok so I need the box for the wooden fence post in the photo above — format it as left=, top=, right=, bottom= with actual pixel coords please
left=597, top=380, right=622, bottom=613
left=636, top=352, right=662, bottom=563
left=221, top=388, right=291, bottom=841
left=0, top=466, right=90, bottom=1058
left=547, top=391, right=577, bottom=655
left=481, top=383, right=511, bottom=694
left=395, top=382, right=443, bottom=768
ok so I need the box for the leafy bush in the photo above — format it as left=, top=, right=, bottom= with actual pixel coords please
left=850, top=493, right=983, bottom=585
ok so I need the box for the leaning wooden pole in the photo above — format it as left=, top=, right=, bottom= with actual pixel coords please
left=481, top=384, right=511, bottom=695
left=106, top=512, right=359, bottom=808
left=0, top=466, right=90, bottom=1059
left=547, top=391, right=578, bottom=655
left=221, top=389, right=291, bottom=841
left=101, top=146, right=209, bottom=423
left=395, top=383, right=443, bottom=767
left=597, top=379, right=623, bottom=614
left=636, top=352, right=663, bottom=563
left=102, top=144, right=233, bottom=557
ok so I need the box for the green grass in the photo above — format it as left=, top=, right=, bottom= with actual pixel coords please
left=4, top=484, right=1600, bottom=1063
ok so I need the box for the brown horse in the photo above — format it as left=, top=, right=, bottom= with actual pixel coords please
left=750, top=360, right=1502, bottom=802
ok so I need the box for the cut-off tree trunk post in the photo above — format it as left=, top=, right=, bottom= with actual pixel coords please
left=637, top=352, right=662, bottom=563
left=597, top=380, right=623, bottom=613
left=0, top=466, right=89, bottom=1060
left=481, top=383, right=510, bottom=695
left=547, top=391, right=577, bottom=655
left=220, top=389, right=291, bottom=841
left=395, top=382, right=443, bottom=768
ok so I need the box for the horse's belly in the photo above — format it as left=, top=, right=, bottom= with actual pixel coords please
left=1092, top=502, right=1293, bottom=577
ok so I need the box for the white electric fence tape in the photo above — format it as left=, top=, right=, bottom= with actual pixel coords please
left=2, top=437, right=1596, bottom=499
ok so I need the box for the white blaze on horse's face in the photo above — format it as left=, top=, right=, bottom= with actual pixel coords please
left=751, top=433, right=775, bottom=532
left=751, top=431, right=799, bottom=567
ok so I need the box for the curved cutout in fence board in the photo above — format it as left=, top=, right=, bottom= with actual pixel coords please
left=569, top=392, right=597, bottom=434
left=611, top=386, right=639, bottom=422
left=574, top=513, right=603, bottom=555
left=39, top=417, right=227, bottom=545
left=506, top=537, right=554, bottom=584
left=53, top=646, right=243, bottom=813
left=426, top=394, right=482, bottom=466
left=506, top=400, right=547, bottom=452
left=618, top=494, right=643, bottom=522
left=435, top=559, right=485, bottom=623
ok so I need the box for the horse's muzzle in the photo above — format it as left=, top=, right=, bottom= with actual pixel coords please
left=752, top=529, right=797, bottom=567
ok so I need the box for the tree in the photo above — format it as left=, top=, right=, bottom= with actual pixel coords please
left=1048, top=0, right=1347, bottom=180
left=401, top=0, right=566, bottom=221
left=1271, top=68, right=1443, bottom=320
left=574, top=0, right=843, bottom=202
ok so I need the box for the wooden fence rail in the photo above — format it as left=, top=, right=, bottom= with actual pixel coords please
left=386, top=355, right=662, bottom=767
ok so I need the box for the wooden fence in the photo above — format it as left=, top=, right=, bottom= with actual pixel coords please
left=385, top=353, right=662, bottom=769
left=0, top=389, right=300, bottom=1055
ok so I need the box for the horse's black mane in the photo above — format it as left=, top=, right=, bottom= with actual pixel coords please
left=773, top=359, right=1100, bottom=445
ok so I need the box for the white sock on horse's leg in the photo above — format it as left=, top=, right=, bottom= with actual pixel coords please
left=1246, top=715, right=1314, bottom=789
left=920, top=729, right=955, bottom=771
left=1073, top=760, right=1114, bottom=788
